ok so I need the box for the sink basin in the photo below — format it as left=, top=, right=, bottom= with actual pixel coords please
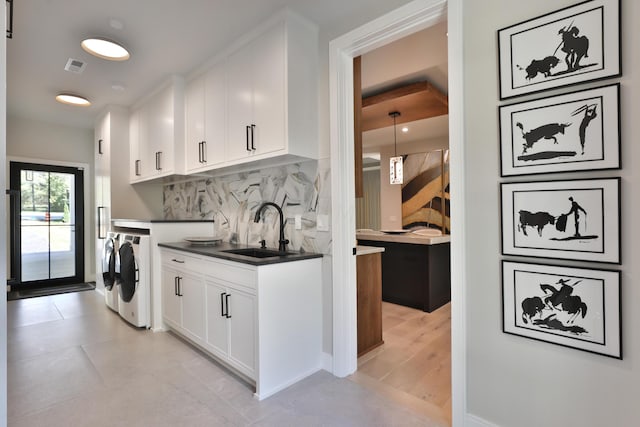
left=221, top=248, right=293, bottom=258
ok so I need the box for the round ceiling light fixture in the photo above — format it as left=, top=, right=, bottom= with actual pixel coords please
left=81, top=37, right=130, bottom=61
left=55, top=93, right=91, bottom=106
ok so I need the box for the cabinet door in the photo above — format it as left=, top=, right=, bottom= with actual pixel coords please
left=130, top=107, right=151, bottom=180
left=203, top=63, right=226, bottom=166
left=180, top=274, right=206, bottom=341
left=185, top=74, right=206, bottom=172
left=161, top=266, right=182, bottom=328
left=226, top=41, right=255, bottom=161
left=148, top=86, right=174, bottom=175
left=205, top=280, right=229, bottom=356
left=227, top=287, right=256, bottom=374
left=251, top=23, right=285, bottom=156
left=94, top=114, right=108, bottom=289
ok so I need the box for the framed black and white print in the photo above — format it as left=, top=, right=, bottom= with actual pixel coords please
left=498, top=0, right=621, bottom=99
left=499, top=83, right=620, bottom=176
left=502, top=260, right=621, bottom=359
left=501, top=178, right=620, bottom=263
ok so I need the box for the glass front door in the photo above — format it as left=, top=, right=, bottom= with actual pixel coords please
left=9, top=162, right=85, bottom=289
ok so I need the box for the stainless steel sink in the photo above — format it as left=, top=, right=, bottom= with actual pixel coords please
left=221, top=248, right=293, bottom=258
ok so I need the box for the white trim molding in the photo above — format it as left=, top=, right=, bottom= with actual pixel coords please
left=328, top=0, right=467, bottom=426
left=467, top=414, right=501, bottom=427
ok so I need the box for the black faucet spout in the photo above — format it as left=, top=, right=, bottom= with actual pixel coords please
left=254, top=202, right=289, bottom=252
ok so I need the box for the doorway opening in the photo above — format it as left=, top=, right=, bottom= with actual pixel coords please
left=329, top=0, right=465, bottom=424
left=8, top=161, right=85, bottom=291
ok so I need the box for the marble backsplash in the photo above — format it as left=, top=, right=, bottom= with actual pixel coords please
left=163, top=160, right=331, bottom=254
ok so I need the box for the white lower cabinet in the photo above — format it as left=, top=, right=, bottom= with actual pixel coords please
left=205, top=279, right=256, bottom=378
left=160, top=247, right=322, bottom=400
left=161, top=261, right=206, bottom=342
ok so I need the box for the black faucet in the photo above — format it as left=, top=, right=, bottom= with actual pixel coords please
left=254, top=202, right=289, bottom=252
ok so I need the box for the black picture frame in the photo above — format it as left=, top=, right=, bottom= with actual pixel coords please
left=500, top=177, right=620, bottom=263
left=498, top=0, right=621, bottom=99
left=499, top=83, right=620, bottom=176
left=502, top=260, right=621, bottom=359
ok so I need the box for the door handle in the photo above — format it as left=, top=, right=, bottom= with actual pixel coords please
left=177, top=277, right=183, bottom=296
left=250, top=124, right=256, bottom=151
left=174, top=277, right=178, bottom=296
left=155, top=151, right=162, bottom=171
left=225, top=293, right=231, bottom=318
left=201, top=141, right=207, bottom=163
left=246, top=126, right=251, bottom=152
left=220, top=292, right=226, bottom=317
left=98, top=139, right=103, bottom=155
left=135, top=160, right=141, bottom=176
left=97, top=206, right=106, bottom=239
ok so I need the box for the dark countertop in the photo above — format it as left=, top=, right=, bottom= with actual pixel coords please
left=158, top=241, right=323, bottom=266
left=113, top=218, right=214, bottom=223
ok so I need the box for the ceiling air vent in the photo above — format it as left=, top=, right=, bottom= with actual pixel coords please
left=64, top=58, right=86, bottom=74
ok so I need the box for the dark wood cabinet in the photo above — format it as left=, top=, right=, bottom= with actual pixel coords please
left=356, top=251, right=383, bottom=356
left=357, top=240, right=451, bottom=313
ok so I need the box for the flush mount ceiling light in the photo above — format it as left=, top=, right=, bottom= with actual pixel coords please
left=81, top=37, right=130, bottom=61
left=55, top=93, right=91, bottom=106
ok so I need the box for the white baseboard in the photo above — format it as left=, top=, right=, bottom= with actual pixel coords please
left=466, top=413, right=499, bottom=427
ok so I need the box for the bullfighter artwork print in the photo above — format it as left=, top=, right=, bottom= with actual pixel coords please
left=498, top=1, right=620, bottom=99
left=501, top=178, right=620, bottom=263
left=502, top=261, right=621, bottom=359
left=499, top=84, right=619, bottom=176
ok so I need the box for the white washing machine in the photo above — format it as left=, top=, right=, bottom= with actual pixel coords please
left=117, top=233, right=151, bottom=328
left=102, top=232, right=120, bottom=312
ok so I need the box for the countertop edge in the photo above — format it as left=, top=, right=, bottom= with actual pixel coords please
left=158, top=242, right=323, bottom=266
left=356, top=231, right=451, bottom=245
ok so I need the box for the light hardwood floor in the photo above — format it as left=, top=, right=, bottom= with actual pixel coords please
left=350, top=302, right=452, bottom=426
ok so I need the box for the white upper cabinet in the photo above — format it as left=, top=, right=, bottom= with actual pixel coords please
left=183, top=10, right=318, bottom=174
left=130, top=76, right=184, bottom=183
left=227, top=22, right=285, bottom=161
left=185, top=63, right=226, bottom=173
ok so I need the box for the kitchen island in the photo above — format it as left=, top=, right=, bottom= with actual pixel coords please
left=356, top=230, right=451, bottom=313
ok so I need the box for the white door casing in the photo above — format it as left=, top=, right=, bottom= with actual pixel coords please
left=328, top=0, right=467, bottom=425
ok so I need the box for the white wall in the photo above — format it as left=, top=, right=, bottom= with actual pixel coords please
left=6, top=115, right=95, bottom=283
left=463, top=1, right=639, bottom=425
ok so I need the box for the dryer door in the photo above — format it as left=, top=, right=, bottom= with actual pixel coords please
left=118, top=242, right=138, bottom=303
left=102, top=237, right=117, bottom=290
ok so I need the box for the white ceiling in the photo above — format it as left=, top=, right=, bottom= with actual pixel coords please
left=7, top=0, right=415, bottom=130
left=360, top=21, right=449, bottom=150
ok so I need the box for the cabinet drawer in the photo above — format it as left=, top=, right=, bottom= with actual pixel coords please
left=201, top=258, right=256, bottom=289
left=161, top=250, right=202, bottom=271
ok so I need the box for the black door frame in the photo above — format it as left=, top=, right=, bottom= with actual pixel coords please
left=9, top=161, right=85, bottom=289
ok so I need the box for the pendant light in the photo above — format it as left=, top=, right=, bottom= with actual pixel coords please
left=389, top=111, right=403, bottom=185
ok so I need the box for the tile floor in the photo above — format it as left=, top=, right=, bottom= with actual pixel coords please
left=7, top=290, right=447, bottom=427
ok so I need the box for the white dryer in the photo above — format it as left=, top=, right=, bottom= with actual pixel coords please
left=102, top=232, right=120, bottom=312
left=117, top=233, right=151, bottom=328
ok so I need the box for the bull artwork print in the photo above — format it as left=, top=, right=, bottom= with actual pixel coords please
left=516, top=21, right=594, bottom=83
left=498, top=1, right=620, bottom=99
left=499, top=84, right=620, bottom=176
left=516, top=194, right=595, bottom=242
left=502, top=261, right=621, bottom=359
left=519, top=276, right=590, bottom=335
left=501, top=179, right=620, bottom=263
